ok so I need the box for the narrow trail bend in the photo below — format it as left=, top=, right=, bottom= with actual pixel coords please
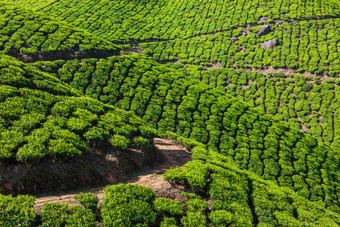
left=33, top=138, right=191, bottom=212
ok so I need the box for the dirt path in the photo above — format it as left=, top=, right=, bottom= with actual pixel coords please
left=33, top=138, right=191, bottom=212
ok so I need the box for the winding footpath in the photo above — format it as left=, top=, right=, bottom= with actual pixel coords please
left=33, top=138, right=191, bottom=212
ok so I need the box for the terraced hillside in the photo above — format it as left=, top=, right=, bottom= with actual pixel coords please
left=0, top=2, right=120, bottom=62
left=33, top=56, right=340, bottom=148
left=2, top=172, right=340, bottom=226
left=0, top=55, right=156, bottom=161
left=6, top=0, right=340, bottom=75
left=31, top=53, right=340, bottom=212
left=7, top=0, right=339, bottom=141
left=181, top=65, right=340, bottom=147
left=1, top=135, right=340, bottom=226
left=7, top=0, right=340, bottom=41
left=164, top=135, right=340, bottom=226
left=0, top=0, right=340, bottom=226
left=142, top=18, right=340, bottom=75
left=0, top=54, right=158, bottom=194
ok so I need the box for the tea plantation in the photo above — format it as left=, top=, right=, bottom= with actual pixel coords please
left=0, top=0, right=339, bottom=226
left=29, top=53, right=340, bottom=212
left=0, top=55, right=157, bottom=163
left=0, top=2, right=120, bottom=61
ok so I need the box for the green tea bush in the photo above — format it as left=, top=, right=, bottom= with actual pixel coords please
left=101, top=184, right=156, bottom=226
left=40, top=203, right=96, bottom=227
left=154, top=197, right=184, bottom=216
left=74, top=193, right=99, bottom=212
left=0, top=194, right=37, bottom=226
left=160, top=217, right=178, bottom=227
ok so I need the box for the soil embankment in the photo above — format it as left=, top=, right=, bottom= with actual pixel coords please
left=33, top=138, right=191, bottom=212
left=0, top=142, right=157, bottom=195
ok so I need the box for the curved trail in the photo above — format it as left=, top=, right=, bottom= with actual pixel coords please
left=33, top=138, right=191, bottom=212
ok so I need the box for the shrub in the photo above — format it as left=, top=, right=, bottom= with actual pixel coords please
left=40, top=203, right=95, bottom=227
left=160, top=217, right=178, bottom=227
left=101, top=184, right=156, bottom=226
left=181, top=212, right=206, bottom=227
left=154, top=197, right=184, bottom=216
left=0, top=194, right=37, bottom=226
left=209, top=210, right=234, bottom=226
left=74, top=193, right=99, bottom=212
left=109, top=134, right=131, bottom=150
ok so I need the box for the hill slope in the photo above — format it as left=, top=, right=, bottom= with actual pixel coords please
left=0, top=54, right=159, bottom=193
left=175, top=64, right=340, bottom=147
left=1, top=138, right=340, bottom=226
left=164, top=135, right=340, bottom=226
left=6, top=0, right=340, bottom=76
left=0, top=2, right=120, bottom=62
left=7, top=0, right=339, bottom=143
left=0, top=0, right=339, bottom=225
left=0, top=54, right=156, bottom=162
left=7, top=0, right=340, bottom=41
left=31, top=53, right=340, bottom=212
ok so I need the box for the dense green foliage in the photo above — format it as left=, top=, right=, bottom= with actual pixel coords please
left=101, top=184, right=157, bottom=226
left=6, top=0, right=339, bottom=75
left=178, top=65, right=340, bottom=147
left=0, top=194, right=36, bottom=226
left=1, top=168, right=340, bottom=226
left=0, top=194, right=96, bottom=226
left=7, top=0, right=340, bottom=42
left=32, top=54, right=340, bottom=147
left=74, top=193, right=99, bottom=212
left=141, top=18, right=340, bottom=75
left=1, top=0, right=340, bottom=225
left=164, top=134, right=340, bottom=226
left=32, top=53, right=340, bottom=211
left=154, top=197, right=184, bottom=216
left=0, top=55, right=157, bottom=163
left=102, top=184, right=207, bottom=226
left=0, top=2, right=119, bottom=61
left=40, top=203, right=96, bottom=226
